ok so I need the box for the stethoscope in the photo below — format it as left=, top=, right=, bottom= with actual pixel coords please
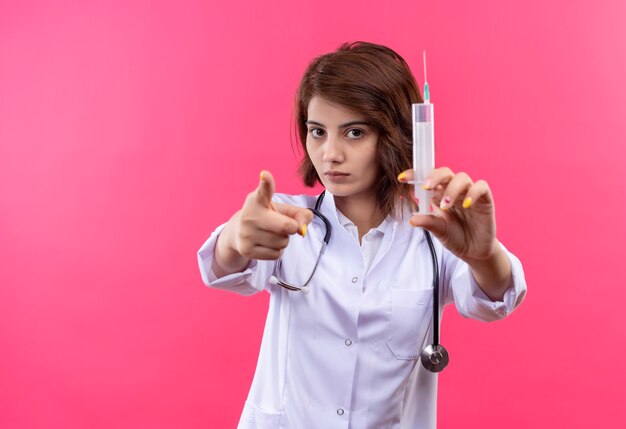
left=268, top=191, right=449, bottom=373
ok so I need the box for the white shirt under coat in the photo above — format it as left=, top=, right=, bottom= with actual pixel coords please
left=197, top=191, right=527, bottom=429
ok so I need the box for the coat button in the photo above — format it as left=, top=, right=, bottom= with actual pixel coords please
left=337, top=408, right=345, bottom=416
left=352, top=277, right=358, bottom=283
left=345, top=339, right=352, bottom=346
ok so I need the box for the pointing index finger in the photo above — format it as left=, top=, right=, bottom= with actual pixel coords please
left=256, top=170, right=276, bottom=208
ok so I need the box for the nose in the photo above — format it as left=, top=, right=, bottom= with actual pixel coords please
left=322, top=134, right=345, bottom=163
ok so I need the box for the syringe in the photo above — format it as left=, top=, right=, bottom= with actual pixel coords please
left=413, top=51, right=435, bottom=214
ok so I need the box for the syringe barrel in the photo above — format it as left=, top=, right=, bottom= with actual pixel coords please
left=412, top=103, right=435, bottom=214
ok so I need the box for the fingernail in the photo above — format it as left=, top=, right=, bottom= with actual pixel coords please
left=440, top=196, right=451, bottom=209
left=259, top=171, right=265, bottom=182
left=298, top=224, right=307, bottom=237
left=421, top=179, right=433, bottom=190
left=463, top=197, right=473, bottom=209
left=397, top=172, right=408, bottom=182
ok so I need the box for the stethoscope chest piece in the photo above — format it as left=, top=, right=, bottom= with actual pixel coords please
left=420, top=344, right=449, bottom=373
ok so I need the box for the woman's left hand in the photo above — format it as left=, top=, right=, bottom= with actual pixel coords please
left=398, top=167, right=499, bottom=263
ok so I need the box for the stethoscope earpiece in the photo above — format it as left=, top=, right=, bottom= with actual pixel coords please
left=420, top=344, right=449, bottom=373
left=269, top=192, right=330, bottom=295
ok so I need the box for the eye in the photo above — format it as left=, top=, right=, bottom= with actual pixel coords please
left=346, top=129, right=364, bottom=139
left=309, top=128, right=325, bottom=138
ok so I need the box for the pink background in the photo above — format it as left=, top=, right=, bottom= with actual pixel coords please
left=1, top=0, right=625, bottom=427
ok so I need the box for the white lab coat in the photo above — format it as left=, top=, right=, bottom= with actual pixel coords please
left=197, top=192, right=527, bottom=429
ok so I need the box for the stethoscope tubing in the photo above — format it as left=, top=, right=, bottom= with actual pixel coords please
left=270, top=190, right=448, bottom=372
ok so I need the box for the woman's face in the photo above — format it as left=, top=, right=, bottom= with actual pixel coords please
left=305, top=96, right=380, bottom=199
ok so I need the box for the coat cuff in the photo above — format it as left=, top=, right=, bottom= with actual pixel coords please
left=197, top=223, right=263, bottom=296
left=455, top=243, right=527, bottom=321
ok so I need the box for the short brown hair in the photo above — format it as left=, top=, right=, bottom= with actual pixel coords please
left=294, top=41, right=422, bottom=219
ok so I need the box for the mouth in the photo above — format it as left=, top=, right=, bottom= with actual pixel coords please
left=324, top=171, right=350, bottom=183
left=324, top=171, right=350, bottom=177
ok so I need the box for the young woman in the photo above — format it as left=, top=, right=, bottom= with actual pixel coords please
left=198, top=41, right=526, bottom=429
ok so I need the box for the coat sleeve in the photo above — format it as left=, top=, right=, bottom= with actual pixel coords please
left=441, top=242, right=527, bottom=321
left=197, top=223, right=278, bottom=296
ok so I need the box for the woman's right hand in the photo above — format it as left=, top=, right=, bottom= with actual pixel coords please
left=213, top=170, right=314, bottom=277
